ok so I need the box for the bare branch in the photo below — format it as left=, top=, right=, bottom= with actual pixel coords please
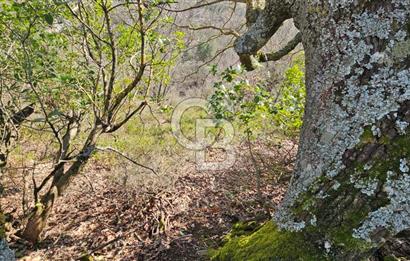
left=105, top=101, right=147, bottom=133
left=96, top=146, right=158, bottom=176
left=101, top=1, right=117, bottom=116
left=176, top=24, right=240, bottom=37
left=258, top=32, right=302, bottom=63
left=158, top=0, right=245, bottom=13
left=234, top=0, right=295, bottom=70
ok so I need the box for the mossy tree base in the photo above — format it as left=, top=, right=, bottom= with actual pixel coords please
left=210, top=221, right=326, bottom=261
left=210, top=105, right=410, bottom=260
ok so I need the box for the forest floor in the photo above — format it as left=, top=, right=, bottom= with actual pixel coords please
left=2, top=140, right=297, bottom=260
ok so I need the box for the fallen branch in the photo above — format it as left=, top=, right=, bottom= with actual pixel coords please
left=96, top=146, right=158, bottom=176
left=77, top=229, right=144, bottom=260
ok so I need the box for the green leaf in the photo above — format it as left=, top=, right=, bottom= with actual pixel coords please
left=44, top=13, right=53, bottom=25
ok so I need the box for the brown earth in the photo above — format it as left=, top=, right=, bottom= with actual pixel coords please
left=1, top=140, right=297, bottom=260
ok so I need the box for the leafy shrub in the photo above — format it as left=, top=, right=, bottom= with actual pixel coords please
left=273, top=57, right=306, bottom=132
left=208, top=54, right=305, bottom=138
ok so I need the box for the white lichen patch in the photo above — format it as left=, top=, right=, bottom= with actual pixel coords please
left=396, top=120, right=409, bottom=135
left=353, top=170, right=410, bottom=241
left=275, top=0, right=410, bottom=235
left=363, top=164, right=372, bottom=171
left=276, top=218, right=306, bottom=232
left=353, top=178, right=379, bottom=197
left=317, top=190, right=329, bottom=199
left=400, top=158, right=409, bottom=173
left=370, top=52, right=386, bottom=64
left=324, top=241, right=332, bottom=253
left=310, top=214, right=317, bottom=226
left=332, top=181, right=341, bottom=190
left=371, top=126, right=382, bottom=138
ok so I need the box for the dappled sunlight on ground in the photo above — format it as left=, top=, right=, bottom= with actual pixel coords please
left=2, top=140, right=297, bottom=260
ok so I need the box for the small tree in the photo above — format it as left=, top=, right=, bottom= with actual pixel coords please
left=209, top=57, right=305, bottom=202
left=209, top=55, right=305, bottom=138
left=0, top=0, right=183, bottom=242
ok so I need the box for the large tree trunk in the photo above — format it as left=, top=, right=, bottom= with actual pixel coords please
left=213, top=0, right=410, bottom=259
left=277, top=0, right=410, bottom=257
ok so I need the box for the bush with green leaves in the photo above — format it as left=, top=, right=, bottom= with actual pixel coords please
left=208, top=55, right=306, bottom=138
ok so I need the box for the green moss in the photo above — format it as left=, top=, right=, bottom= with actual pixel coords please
left=0, top=211, right=5, bottom=239
left=79, top=255, right=94, bottom=261
left=302, top=188, right=373, bottom=252
left=307, top=5, right=329, bottom=17
left=379, top=134, right=391, bottom=145
left=325, top=191, right=373, bottom=251
left=383, top=256, right=400, bottom=261
left=393, top=134, right=410, bottom=155
left=224, top=221, right=260, bottom=241
left=326, top=133, right=409, bottom=250
left=328, top=212, right=372, bottom=251
left=289, top=127, right=401, bottom=254
left=392, top=39, right=410, bottom=61
left=210, top=114, right=409, bottom=260
left=209, top=221, right=325, bottom=261
left=291, top=193, right=317, bottom=217
left=360, top=127, right=376, bottom=145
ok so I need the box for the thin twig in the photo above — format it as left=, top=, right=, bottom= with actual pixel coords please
left=96, top=147, right=158, bottom=176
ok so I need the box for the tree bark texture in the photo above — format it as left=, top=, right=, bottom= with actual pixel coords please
left=224, top=0, right=410, bottom=259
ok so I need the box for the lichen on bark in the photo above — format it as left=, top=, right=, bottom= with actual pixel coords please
left=222, top=0, right=410, bottom=259
left=284, top=101, right=410, bottom=257
left=275, top=0, right=410, bottom=238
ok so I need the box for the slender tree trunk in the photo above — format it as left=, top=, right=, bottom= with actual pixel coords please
left=22, top=128, right=101, bottom=243
left=213, top=0, right=410, bottom=259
